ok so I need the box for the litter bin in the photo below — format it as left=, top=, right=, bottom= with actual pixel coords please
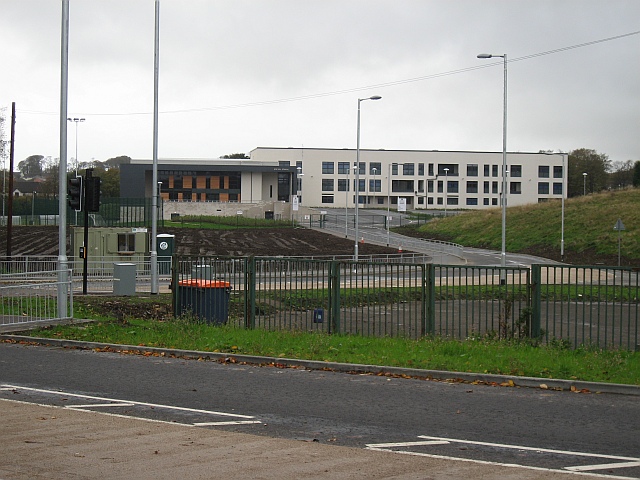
left=177, top=279, right=231, bottom=324
left=113, top=263, right=136, bottom=296
left=156, top=233, right=175, bottom=275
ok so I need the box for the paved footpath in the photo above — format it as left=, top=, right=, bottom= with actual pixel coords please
left=2, top=398, right=588, bottom=480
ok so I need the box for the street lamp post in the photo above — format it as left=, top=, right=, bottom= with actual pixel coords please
left=354, top=95, right=382, bottom=262
left=345, top=165, right=349, bottom=238
left=443, top=168, right=449, bottom=216
left=387, top=163, right=395, bottom=246
left=31, top=191, right=36, bottom=225
left=583, top=172, right=588, bottom=196
left=372, top=167, right=377, bottom=206
left=478, top=52, right=508, bottom=274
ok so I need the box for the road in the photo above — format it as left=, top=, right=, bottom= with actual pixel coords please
left=2, top=342, right=639, bottom=478
left=320, top=208, right=558, bottom=268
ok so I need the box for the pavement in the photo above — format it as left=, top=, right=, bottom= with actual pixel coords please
left=0, top=397, right=594, bottom=480
left=2, top=336, right=638, bottom=480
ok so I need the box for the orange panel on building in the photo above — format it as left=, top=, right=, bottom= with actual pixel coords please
left=183, top=176, right=192, bottom=189
left=196, top=176, right=206, bottom=189
left=219, top=193, right=229, bottom=202
left=168, top=176, right=174, bottom=188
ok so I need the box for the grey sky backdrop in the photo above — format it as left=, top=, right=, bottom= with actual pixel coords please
left=1, top=1, right=639, bottom=167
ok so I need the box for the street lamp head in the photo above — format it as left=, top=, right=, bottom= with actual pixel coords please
left=477, top=53, right=493, bottom=59
left=583, top=172, right=588, bottom=176
left=359, top=95, right=382, bottom=102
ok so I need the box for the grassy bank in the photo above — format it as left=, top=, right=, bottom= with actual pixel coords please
left=417, top=188, right=640, bottom=263
left=28, top=316, right=640, bottom=386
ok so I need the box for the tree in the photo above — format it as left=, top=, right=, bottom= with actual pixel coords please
left=17, top=154, right=45, bottom=178
left=98, top=168, right=120, bottom=198
left=221, top=153, right=249, bottom=159
left=567, top=149, right=611, bottom=197
left=39, top=163, right=59, bottom=196
left=608, top=160, right=635, bottom=189
left=102, top=155, right=131, bottom=170
left=633, top=161, right=640, bottom=188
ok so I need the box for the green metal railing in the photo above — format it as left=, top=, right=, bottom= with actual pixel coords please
left=172, top=256, right=640, bottom=350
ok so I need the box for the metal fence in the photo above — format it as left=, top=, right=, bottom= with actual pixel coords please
left=0, top=269, right=73, bottom=329
left=173, top=256, right=639, bottom=350
left=0, top=256, right=171, bottom=294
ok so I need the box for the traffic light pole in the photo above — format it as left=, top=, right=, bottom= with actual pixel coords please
left=82, top=169, right=92, bottom=295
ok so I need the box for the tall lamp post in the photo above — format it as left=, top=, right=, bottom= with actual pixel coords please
left=583, top=172, right=588, bottom=196
left=478, top=52, right=508, bottom=273
left=354, top=95, right=382, bottom=261
left=443, top=168, right=449, bottom=216
left=387, top=163, right=395, bottom=246
left=67, top=117, right=85, bottom=177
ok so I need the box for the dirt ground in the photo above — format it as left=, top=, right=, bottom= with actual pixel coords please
left=0, top=226, right=397, bottom=258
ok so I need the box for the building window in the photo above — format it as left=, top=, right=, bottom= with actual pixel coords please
left=466, top=198, right=478, bottom=206
left=358, top=162, right=366, bottom=175
left=437, top=197, right=443, bottom=205
left=338, top=179, right=349, bottom=191
left=466, top=181, right=478, bottom=194
left=427, top=180, right=434, bottom=193
left=538, top=182, right=550, bottom=194
left=357, top=179, right=366, bottom=193
left=369, top=179, right=381, bottom=192
left=492, top=198, right=498, bottom=205
left=321, top=195, right=334, bottom=204
left=510, top=182, right=522, bottom=194
left=322, top=162, right=334, bottom=174
left=492, top=165, right=498, bottom=177
left=428, top=163, right=434, bottom=176
left=447, top=181, right=459, bottom=193
left=484, top=181, right=490, bottom=194
left=553, top=166, right=563, bottom=178
left=484, top=164, right=490, bottom=176
left=539, top=166, right=550, bottom=178
left=492, top=181, right=498, bottom=194
left=447, top=197, right=458, bottom=205
left=510, top=165, right=522, bottom=177
left=418, top=197, right=424, bottom=205
left=322, top=179, right=334, bottom=191
left=483, top=198, right=490, bottom=205
left=338, top=162, right=350, bottom=174
left=553, top=182, right=563, bottom=195
left=403, top=163, right=414, bottom=175
left=438, top=165, right=457, bottom=176
left=437, top=181, right=443, bottom=193
left=392, top=164, right=398, bottom=175
left=118, top=233, right=135, bottom=253
left=369, top=162, right=381, bottom=175
left=418, top=163, right=425, bottom=175
left=467, top=164, right=478, bottom=176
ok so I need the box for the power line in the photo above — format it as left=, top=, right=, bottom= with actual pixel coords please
left=19, top=29, right=640, bottom=118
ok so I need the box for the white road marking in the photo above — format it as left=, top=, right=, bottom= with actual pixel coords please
left=1, top=384, right=258, bottom=422
left=68, top=403, right=136, bottom=408
left=366, top=435, right=640, bottom=480
left=193, top=420, right=263, bottom=426
left=566, top=462, right=640, bottom=472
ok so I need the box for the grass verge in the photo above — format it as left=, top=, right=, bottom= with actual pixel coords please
left=25, top=316, right=640, bottom=386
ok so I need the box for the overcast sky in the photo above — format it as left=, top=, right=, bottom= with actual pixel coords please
left=1, top=1, right=639, bottom=168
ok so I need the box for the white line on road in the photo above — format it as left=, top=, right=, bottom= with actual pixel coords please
left=366, top=435, right=640, bottom=480
left=1, top=384, right=257, bottom=419
left=194, top=420, right=263, bottom=426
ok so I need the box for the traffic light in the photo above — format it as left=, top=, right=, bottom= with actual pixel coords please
left=85, top=176, right=101, bottom=213
left=68, top=177, right=83, bottom=211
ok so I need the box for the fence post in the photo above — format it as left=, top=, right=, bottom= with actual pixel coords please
left=245, top=256, right=256, bottom=329
left=424, top=263, right=435, bottom=335
left=329, top=261, right=341, bottom=334
left=171, top=255, right=179, bottom=317
left=530, top=264, right=541, bottom=338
